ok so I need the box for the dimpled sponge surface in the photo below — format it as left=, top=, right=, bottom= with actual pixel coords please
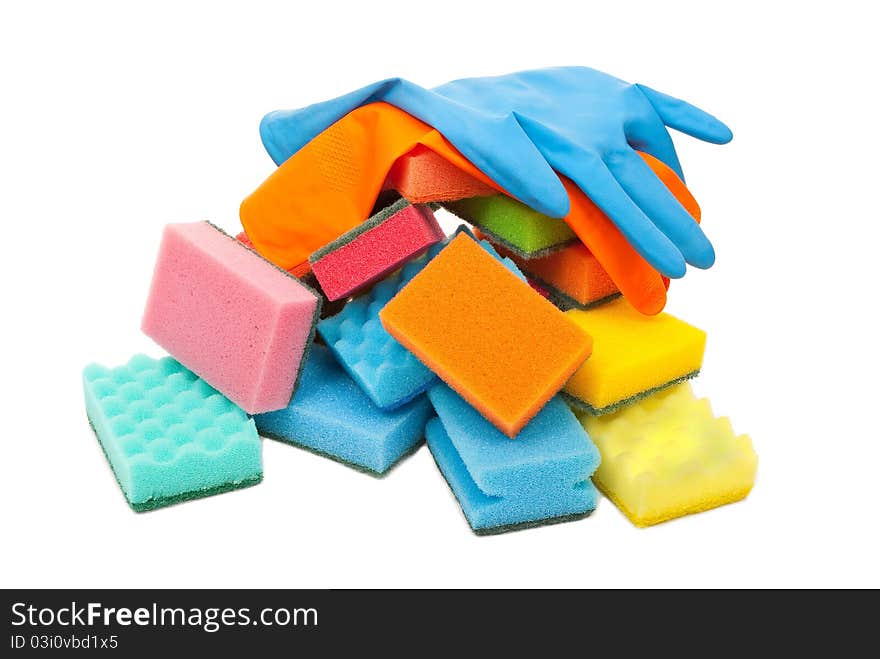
left=82, top=355, right=262, bottom=511
left=309, top=199, right=443, bottom=301
left=426, top=415, right=599, bottom=535
left=383, top=145, right=497, bottom=203
left=318, top=230, right=524, bottom=410
left=493, top=239, right=620, bottom=310
left=564, top=298, right=706, bottom=416
left=380, top=233, right=593, bottom=437
left=444, top=194, right=577, bottom=259
left=254, top=345, right=433, bottom=475
left=142, top=221, right=321, bottom=415
left=578, top=384, right=757, bottom=527
left=318, top=250, right=439, bottom=411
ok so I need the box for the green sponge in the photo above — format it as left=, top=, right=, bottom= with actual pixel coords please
left=83, top=354, right=262, bottom=511
left=443, top=195, right=577, bottom=259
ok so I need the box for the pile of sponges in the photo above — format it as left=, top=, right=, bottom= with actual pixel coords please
left=83, top=70, right=757, bottom=532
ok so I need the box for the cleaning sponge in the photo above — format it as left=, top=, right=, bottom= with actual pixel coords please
left=380, top=233, right=593, bottom=437
left=383, top=145, right=496, bottom=203
left=563, top=298, right=706, bottom=415
left=577, top=383, right=757, bottom=527
left=309, top=198, right=443, bottom=301
left=142, top=221, right=321, bottom=414
left=444, top=194, right=577, bottom=259
left=428, top=385, right=600, bottom=493
left=318, top=228, right=524, bottom=411
left=318, top=251, right=439, bottom=411
left=490, top=238, right=620, bottom=310
left=254, top=345, right=433, bottom=475
left=82, top=354, right=262, bottom=511
left=425, top=386, right=600, bottom=535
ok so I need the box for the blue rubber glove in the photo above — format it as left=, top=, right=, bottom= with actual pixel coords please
left=259, top=67, right=732, bottom=277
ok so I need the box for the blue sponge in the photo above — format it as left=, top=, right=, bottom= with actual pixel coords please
left=426, top=384, right=600, bottom=534
left=318, top=228, right=524, bottom=410
left=317, top=254, right=437, bottom=410
left=427, top=385, right=599, bottom=492
left=426, top=419, right=599, bottom=535
left=82, top=355, right=262, bottom=511
left=253, top=344, right=433, bottom=475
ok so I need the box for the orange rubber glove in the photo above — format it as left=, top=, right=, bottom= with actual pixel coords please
left=240, top=102, right=699, bottom=315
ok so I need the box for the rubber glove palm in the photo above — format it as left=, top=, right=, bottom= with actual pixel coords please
left=259, top=67, right=732, bottom=278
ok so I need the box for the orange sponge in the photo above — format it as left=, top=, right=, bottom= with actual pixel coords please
left=379, top=233, right=593, bottom=437
left=383, top=145, right=496, bottom=203
left=489, top=238, right=620, bottom=310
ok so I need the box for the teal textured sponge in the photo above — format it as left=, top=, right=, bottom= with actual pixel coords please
left=82, top=355, right=262, bottom=512
left=318, top=227, right=524, bottom=410
left=426, top=384, right=600, bottom=534
left=254, top=345, right=433, bottom=475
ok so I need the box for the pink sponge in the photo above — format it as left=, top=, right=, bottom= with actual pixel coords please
left=309, top=199, right=444, bottom=301
left=142, top=221, right=321, bottom=414
left=382, top=145, right=496, bottom=203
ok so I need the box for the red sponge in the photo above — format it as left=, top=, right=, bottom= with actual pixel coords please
left=383, top=145, right=496, bottom=203
left=309, top=199, right=444, bottom=301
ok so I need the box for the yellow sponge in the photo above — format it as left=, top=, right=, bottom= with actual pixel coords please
left=578, top=384, right=757, bottom=527
left=563, top=298, right=705, bottom=415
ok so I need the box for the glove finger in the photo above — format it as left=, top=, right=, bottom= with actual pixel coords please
left=637, top=151, right=701, bottom=222
left=511, top=111, right=671, bottom=311
left=559, top=176, right=669, bottom=315
left=561, top=153, right=687, bottom=278
left=605, top=150, right=715, bottom=269
left=636, top=84, right=733, bottom=145
left=624, top=118, right=685, bottom=181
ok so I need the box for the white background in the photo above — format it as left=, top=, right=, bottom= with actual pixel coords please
left=1, top=1, right=877, bottom=588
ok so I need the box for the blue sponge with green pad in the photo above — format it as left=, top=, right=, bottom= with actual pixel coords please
left=426, top=384, right=600, bottom=534
left=82, top=354, right=262, bottom=512
left=318, top=226, right=524, bottom=410
left=253, top=344, right=433, bottom=475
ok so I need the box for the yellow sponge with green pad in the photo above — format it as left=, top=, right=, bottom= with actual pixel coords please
left=563, top=298, right=705, bottom=415
left=577, top=383, right=757, bottom=527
